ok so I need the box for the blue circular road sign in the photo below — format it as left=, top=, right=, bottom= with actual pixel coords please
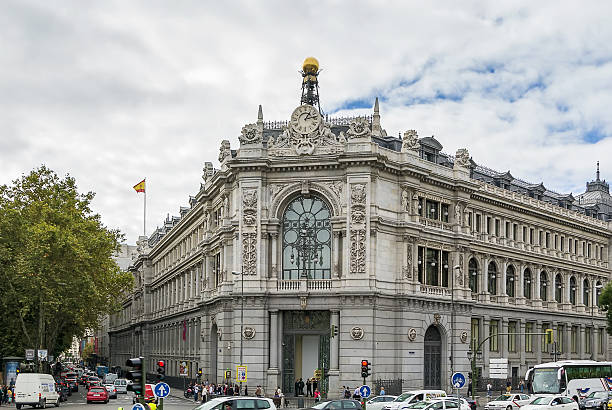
left=451, top=372, right=466, bottom=389
left=154, top=382, right=171, bottom=398
left=360, top=385, right=371, bottom=398
left=132, top=404, right=146, bottom=410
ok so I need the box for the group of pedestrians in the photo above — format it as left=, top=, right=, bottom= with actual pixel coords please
left=189, top=381, right=251, bottom=403
left=293, top=378, right=321, bottom=400
left=0, top=385, right=14, bottom=405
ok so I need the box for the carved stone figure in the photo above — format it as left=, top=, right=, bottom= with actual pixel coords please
left=401, top=188, right=409, bottom=211
left=203, top=162, right=214, bottom=181
left=455, top=204, right=462, bottom=226
left=223, top=195, right=229, bottom=216
left=460, top=331, right=468, bottom=343
left=401, top=130, right=420, bottom=153
left=345, top=117, right=371, bottom=139
left=455, top=148, right=471, bottom=168
left=219, top=140, right=231, bottom=163
left=350, top=229, right=367, bottom=274
left=239, top=123, right=262, bottom=145
left=412, top=194, right=420, bottom=215
left=433, top=313, right=441, bottom=324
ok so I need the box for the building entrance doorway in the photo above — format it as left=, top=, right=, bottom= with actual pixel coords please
left=424, top=326, right=442, bottom=389
left=210, top=323, right=218, bottom=382
left=282, top=311, right=330, bottom=395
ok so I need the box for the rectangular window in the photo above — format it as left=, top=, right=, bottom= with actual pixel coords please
left=426, top=199, right=439, bottom=220
left=571, top=326, right=578, bottom=354
left=426, top=248, right=440, bottom=286
left=557, top=325, right=564, bottom=353
left=598, top=329, right=604, bottom=355
left=214, top=253, right=222, bottom=287
left=418, top=197, right=424, bottom=216
left=441, top=251, right=449, bottom=287
left=569, top=238, right=573, bottom=253
left=505, top=221, right=510, bottom=238
left=513, top=223, right=518, bottom=240
left=588, top=243, right=592, bottom=258
left=476, top=214, right=481, bottom=232
left=522, top=227, right=527, bottom=242
left=554, top=235, right=558, bottom=250
left=471, top=318, right=480, bottom=351
left=508, top=321, right=517, bottom=352
left=490, top=320, right=499, bottom=352
left=542, top=323, right=550, bottom=353
left=539, top=231, right=543, bottom=246
left=546, top=233, right=550, bottom=248
left=586, top=328, right=592, bottom=354
left=525, top=322, right=533, bottom=352
left=530, top=229, right=534, bottom=244
left=495, top=219, right=500, bottom=236
left=417, top=246, right=424, bottom=283
left=441, top=203, right=449, bottom=223
left=487, top=216, right=492, bottom=234
left=561, top=236, right=565, bottom=252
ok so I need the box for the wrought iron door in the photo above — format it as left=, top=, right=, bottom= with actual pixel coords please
left=424, top=326, right=441, bottom=389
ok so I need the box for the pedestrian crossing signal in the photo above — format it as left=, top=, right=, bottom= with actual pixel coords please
left=330, top=325, right=339, bottom=338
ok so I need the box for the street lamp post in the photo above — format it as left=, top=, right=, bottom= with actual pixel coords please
left=589, top=283, right=602, bottom=359
left=231, top=271, right=244, bottom=372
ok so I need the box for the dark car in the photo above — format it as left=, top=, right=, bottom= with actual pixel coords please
left=68, top=380, right=78, bottom=393
left=580, top=391, right=612, bottom=410
left=449, top=394, right=476, bottom=410
left=306, top=399, right=363, bottom=410
left=55, top=384, right=69, bottom=402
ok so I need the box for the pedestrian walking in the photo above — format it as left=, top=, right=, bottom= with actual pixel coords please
left=487, top=383, right=492, bottom=400
left=519, top=380, right=525, bottom=393
left=306, top=379, right=312, bottom=397
left=380, top=387, right=386, bottom=396
left=194, top=384, right=200, bottom=402
left=314, top=388, right=321, bottom=402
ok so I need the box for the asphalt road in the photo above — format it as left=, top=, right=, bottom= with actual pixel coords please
left=21, top=388, right=197, bottom=410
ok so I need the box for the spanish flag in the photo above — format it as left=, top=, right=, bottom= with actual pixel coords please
left=133, top=179, right=146, bottom=193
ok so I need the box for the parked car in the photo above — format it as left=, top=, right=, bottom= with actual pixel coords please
left=306, top=399, right=363, bottom=410
left=581, top=392, right=612, bottom=410
left=448, top=394, right=476, bottom=410
left=14, top=373, right=61, bottom=409
left=104, top=384, right=117, bottom=399
left=406, top=399, right=466, bottom=410
left=368, top=396, right=400, bottom=410
left=383, top=390, right=449, bottom=410
left=114, top=379, right=128, bottom=394
left=86, top=386, right=109, bottom=404
left=485, top=394, right=532, bottom=410
left=524, top=396, right=578, bottom=410
left=195, top=396, right=277, bottom=410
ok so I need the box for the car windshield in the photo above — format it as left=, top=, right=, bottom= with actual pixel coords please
left=396, top=394, right=413, bottom=402
left=587, top=392, right=609, bottom=399
left=530, top=397, right=552, bottom=405
left=532, top=368, right=561, bottom=394
left=494, top=395, right=513, bottom=402
left=312, top=401, right=332, bottom=409
left=406, top=402, right=429, bottom=409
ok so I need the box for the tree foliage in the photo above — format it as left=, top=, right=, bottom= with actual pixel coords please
left=599, top=281, right=612, bottom=335
left=0, top=166, right=133, bottom=357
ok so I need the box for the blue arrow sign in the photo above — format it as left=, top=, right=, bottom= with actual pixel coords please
left=360, top=385, right=371, bottom=398
left=154, top=382, right=170, bottom=398
left=451, top=372, right=466, bottom=389
left=132, top=404, right=146, bottom=410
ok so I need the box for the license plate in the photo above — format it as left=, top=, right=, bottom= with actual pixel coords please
left=94, top=394, right=100, bottom=397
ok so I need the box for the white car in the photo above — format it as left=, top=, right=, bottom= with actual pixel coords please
left=384, top=390, right=448, bottom=410
left=367, top=396, right=399, bottom=410
left=194, top=396, right=276, bottom=410
left=485, top=394, right=532, bottom=410
left=103, top=383, right=117, bottom=399
left=405, top=398, right=466, bottom=410
left=522, top=396, right=578, bottom=410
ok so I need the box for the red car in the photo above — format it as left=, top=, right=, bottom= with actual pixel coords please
left=87, top=387, right=109, bottom=404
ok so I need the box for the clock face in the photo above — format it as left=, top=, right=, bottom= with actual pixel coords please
left=290, top=105, right=321, bottom=134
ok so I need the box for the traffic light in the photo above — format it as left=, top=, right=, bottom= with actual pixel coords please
left=361, top=360, right=371, bottom=378
left=197, top=368, right=203, bottom=379
left=16, top=368, right=20, bottom=376
left=545, top=328, right=554, bottom=344
left=126, top=357, right=144, bottom=396
left=156, top=360, right=166, bottom=381
left=330, top=325, right=339, bottom=338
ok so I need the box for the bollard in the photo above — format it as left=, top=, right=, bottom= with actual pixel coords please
left=298, top=397, right=304, bottom=408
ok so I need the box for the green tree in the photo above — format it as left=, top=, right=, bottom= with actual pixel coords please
left=81, top=341, right=94, bottom=362
left=599, top=282, right=612, bottom=335
left=0, top=166, right=133, bottom=358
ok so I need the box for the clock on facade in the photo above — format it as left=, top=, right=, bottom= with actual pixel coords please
left=290, top=105, right=321, bottom=135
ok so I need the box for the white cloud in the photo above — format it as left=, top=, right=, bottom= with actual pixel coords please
left=0, top=0, right=611, bottom=244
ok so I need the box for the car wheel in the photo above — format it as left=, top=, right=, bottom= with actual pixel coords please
left=41, top=399, right=46, bottom=409
left=55, top=398, right=60, bottom=407
left=86, top=401, right=90, bottom=404
left=16, top=405, right=21, bottom=410
left=506, top=406, right=512, bottom=410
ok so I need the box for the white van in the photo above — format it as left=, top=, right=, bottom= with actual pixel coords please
left=14, top=373, right=60, bottom=409
left=103, top=373, right=118, bottom=384
left=113, top=378, right=128, bottom=394
left=382, top=390, right=448, bottom=410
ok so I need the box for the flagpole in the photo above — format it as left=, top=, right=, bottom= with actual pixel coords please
left=143, top=179, right=147, bottom=237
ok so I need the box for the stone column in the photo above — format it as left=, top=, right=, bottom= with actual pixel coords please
left=333, top=232, right=340, bottom=278
left=517, top=319, right=525, bottom=364
left=535, top=320, right=542, bottom=364
left=482, top=316, right=490, bottom=377
left=501, top=319, right=508, bottom=358
left=580, top=324, right=586, bottom=359
left=329, top=310, right=341, bottom=396
left=271, top=233, right=279, bottom=280
left=482, top=257, right=489, bottom=298
left=269, top=310, right=279, bottom=369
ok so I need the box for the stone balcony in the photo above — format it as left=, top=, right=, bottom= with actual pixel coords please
left=275, top=279, right=334, bottom=292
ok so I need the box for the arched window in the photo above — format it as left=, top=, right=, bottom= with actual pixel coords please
left=468, top=258, right=478, bottom=293
left=540, top=271, right=548, bottom=301
left=488, top=262, right=497, bottom=295
left=282, top=195, right=332, bottom=280
left=596, top=281, right=603, bottom=306
left=583, top=278, right=590, bottom=306
left=555, top=273, right=563, bottom=303
left=569, top=276, right=577, bottom=305
left=506, top=265, right=515, bottom=297
left=524, top=269, right=532, bottom=299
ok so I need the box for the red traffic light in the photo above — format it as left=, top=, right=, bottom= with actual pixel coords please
left=157, top=360, right=165, bottom=367
left=361, top=360, right=368, bottom=366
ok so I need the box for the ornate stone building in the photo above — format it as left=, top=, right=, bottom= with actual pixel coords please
left=108, top=60, right=612, bottom=395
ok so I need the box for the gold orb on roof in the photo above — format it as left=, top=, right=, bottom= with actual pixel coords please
left=302, top=57, right=319, bottom=74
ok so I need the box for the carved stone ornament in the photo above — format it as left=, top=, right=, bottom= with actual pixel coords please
left=268, top=106, right=346, bottom=157
left=242, top=190, right=258, bottom=226
left=300, top=296, right=308, bottom=310
left=349, top=183, right=367, bottom=274
left=242, top=232, right=257, bottom=275
left=203, top=161, right=215, bottom=181
left=401, top=130, right=420, bottom=153
left=345, top=117, right=371, bottom=139
left=454, top=148, right=471, bottom=168
left=460, top=331, right=468, bottom=343
left=408, top=328, right=417, bottom=342
left=350, top=229, right=366, bottom=274
left=242, top=326, right=256, bottom=339
left=350, top=326, right=365, bottom=340
left=200, top=328, right=206, bottom=342
left=219, top=139, right=231, bottom=163
left=217, top=328, right=223, bottom=340
left=433, top=313, right=441, bottom=324
left=239, top=123, right=263, bottom=145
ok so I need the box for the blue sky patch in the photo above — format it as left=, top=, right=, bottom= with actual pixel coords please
left=583, top=127, right=607, bottom=143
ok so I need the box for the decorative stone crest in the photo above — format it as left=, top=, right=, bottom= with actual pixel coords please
left=350, top=326, right=365, bottom=340
left=454, top=148, right=471, bottom=168
left=460, top=331, right=468, bottom=343
left=401, top=130, right=420, bottom=153
left=239, top=123, right=263, bottom=145
left=408, top=328, right=417, bottom=342
left=300, top=295, right=308, bottom=310
left=268, top=183, right=285, bottom=203
left=344, top=117, right=371, bottom=139
left=433, top=313, right=441, bottom=324
left=219, top=140, right=231, bottom=163
left=242, top=326, right=256, bottom=339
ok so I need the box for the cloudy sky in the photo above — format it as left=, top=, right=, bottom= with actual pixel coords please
left=2, top=1, right=611, bottom=244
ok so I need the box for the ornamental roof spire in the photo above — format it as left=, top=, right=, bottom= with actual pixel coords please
left=300, top=57, right=321, bottom=113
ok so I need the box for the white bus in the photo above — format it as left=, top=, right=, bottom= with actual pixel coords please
left=526, top=360, right=612, bottom=401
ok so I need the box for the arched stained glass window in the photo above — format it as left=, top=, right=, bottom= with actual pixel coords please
left=282, top=196, right=332, bottom=280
